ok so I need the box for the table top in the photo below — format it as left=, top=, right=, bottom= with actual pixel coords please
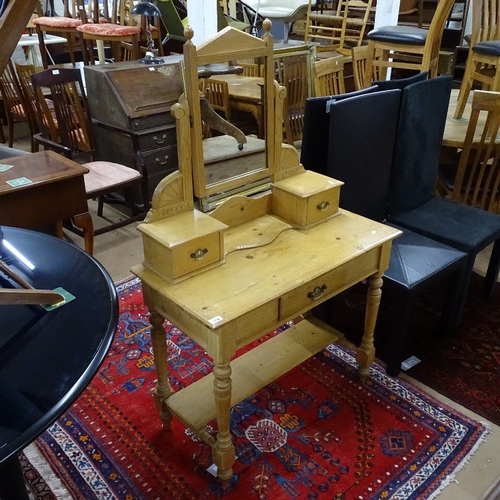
left=133, top=208, right=398, bottom=336
left=0, top=150, right=89, bottom=195
left=0, top=226, right=118, bottom=463
left=211, top=74, right=264, bottom=102
left=17, top=33, right=67, bottom=47
left=443, top=88, right=480, bottom=148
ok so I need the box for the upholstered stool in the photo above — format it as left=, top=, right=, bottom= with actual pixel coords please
left=76, top=23, right=142, bottom=64
left=33, top=16, right=84, bottom=69
left=382, top=224, right=466, bottom=375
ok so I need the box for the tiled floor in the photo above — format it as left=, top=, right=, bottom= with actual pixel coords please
left=5, top=122, right=500, bottom=499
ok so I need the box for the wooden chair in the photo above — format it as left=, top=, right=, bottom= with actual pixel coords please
left=440, top=90, right=500, bottom=213
left=32, top=0, right=89, bottom=69
left=453, top=0, right=500, bottom=119
left=275, top=52, right=309, bottom=145
left=304, top=0, right=373, bottom=54
left=201, top=78, right=233, bottom=137
left=237, top=62, right=261, bottom=76
left=0, top=61, right=37, bottom=152
left=30, top=68, right=149, bottom=237
left=311, top=55, right=345, bottom=96
left=14, top=61, right=58, bottom=144
left=363, top=0, right=455, bottom=87
left=351, top=44, right=385, bottom=90
left=76, top=0, right=163, bottom=64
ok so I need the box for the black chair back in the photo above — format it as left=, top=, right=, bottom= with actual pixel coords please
left=327, top=89, right=401, bottom=221
left=300, top=86, right=379, bottom=176
left=387, top=75, right=453, bottom=215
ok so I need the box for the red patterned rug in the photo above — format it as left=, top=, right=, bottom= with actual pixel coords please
left=324, top=271, right=500, bottom=427
left=24, top=276, right=486, bottom=499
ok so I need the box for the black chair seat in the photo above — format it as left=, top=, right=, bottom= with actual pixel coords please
left=367, top=25, right=427, bottom=45
left=473, top=40, right=500, bottom=57
left=386, top=223, right=466, bottom=290
left=388, top=196, right=500, bottom=254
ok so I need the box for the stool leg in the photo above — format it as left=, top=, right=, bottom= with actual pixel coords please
left=483, top=239, right=500, bottom=297
left=440, top=263, right=467, bottom=337
left=386, top=293, right=413, bottom=377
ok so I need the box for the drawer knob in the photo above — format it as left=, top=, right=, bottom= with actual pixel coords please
left=307, top=284, right=327, bottom=301
left=317, top=200, right=330, bottom=211
left=153, top=134, right=167, bottom=144
left=155, top=155, right=169, bottom=165
left=191, top=248, right=208, bottom=260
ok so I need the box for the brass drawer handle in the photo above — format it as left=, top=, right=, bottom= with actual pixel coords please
left=307, top=284, right=327, bottom=301
left=153, top=134, right=167, bottom=144
left=155, top=155, right=169, bottom=165
left=190, top=248, right=208, bottom=260
left=317, top=200, right=330, bottom=211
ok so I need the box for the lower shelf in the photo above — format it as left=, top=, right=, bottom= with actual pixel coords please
left=164, top=315, right=345, bottom=430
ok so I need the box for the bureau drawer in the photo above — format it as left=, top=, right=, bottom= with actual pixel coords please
left=142, top=146, right=178, bottom=176
left=279, top=248, right=380, bottom=320
left=137, top=127, right=176, bottom=151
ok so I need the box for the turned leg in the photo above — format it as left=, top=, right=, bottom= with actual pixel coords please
left=71, top=212, right=94, bottom=255
left=357, top=272, right=383, bottom=383
left=149, top=310, right=175, bottom=429
left=212, top=362, right=235, bottom=488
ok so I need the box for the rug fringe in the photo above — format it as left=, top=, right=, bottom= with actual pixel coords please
left=426, top=422, right=492, bottom=500
left=24, top=443, right=74, bottom=500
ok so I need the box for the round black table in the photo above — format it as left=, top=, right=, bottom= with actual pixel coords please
left=0, top=226, right=118, bottom=499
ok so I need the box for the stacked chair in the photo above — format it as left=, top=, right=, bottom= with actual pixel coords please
left=453, top=0, right=500, bottom=120
left=363, top=0, right=455, bottom=87
left=301, top=74, right=500, bottom=375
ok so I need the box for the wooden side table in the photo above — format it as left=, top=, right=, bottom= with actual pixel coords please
left=0, top=150, right=94, bottom=253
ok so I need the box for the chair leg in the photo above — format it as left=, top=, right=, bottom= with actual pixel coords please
left=283, top=22, right=291, bottom=44
left=453, top=56, right=475, bottom=119
left=439, top=262, right=468, bottom=337
left=385, top=293, right=413, bottom=377
left=97, top=196, right=104, bottom=217
left=483, top=238, right=500, bottom=297
left=7, top=112, right=14, bottom=148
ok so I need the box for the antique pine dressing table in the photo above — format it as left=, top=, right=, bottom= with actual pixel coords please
left=131, top=23, right=400, bottom=487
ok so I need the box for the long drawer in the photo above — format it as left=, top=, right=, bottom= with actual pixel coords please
left=279, top=247, right=380, bottom=320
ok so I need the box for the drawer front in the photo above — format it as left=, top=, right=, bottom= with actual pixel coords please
left=305, top=187, right=340, bottom=226
left=137, top=127, right=176, bottom=151
left=142, top=146, right=178, bottom=176
left=279, top=248, right=380, bottom=320
left=171, top=232, right=222, bottom=279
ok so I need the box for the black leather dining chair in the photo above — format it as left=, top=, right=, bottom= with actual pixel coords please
left=386, top=75, right=500, bottom=317
left=324, top=87, right=467, bottom=376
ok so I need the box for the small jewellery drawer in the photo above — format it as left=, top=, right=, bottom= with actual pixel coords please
left=139, top=210, right=227, bottom=283
left=272, top=170, right=343, bottom=227
left=169, top=232, right=222, bottom=280
left=279, top=248, right=380, bottom=320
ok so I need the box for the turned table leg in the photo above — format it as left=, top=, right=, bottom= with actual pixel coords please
left=149, top=310, right=175, bottom=429
left=72, top=212, right=94, bottom=255
left=212, top=362, right=235, bottom=488
left=357, top=272, right=383, bottom=383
